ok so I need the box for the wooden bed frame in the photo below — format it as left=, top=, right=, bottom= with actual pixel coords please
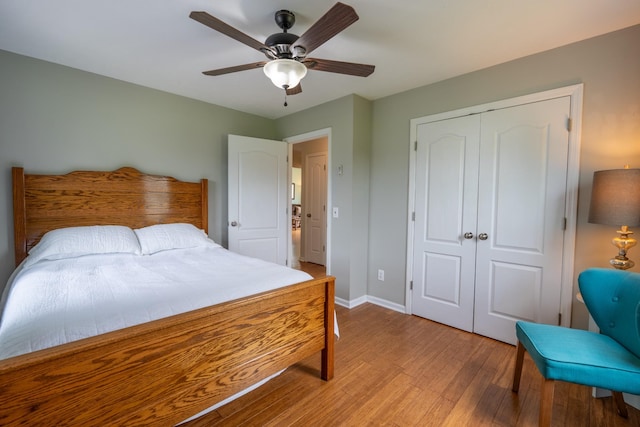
left=0, top=167, right=335, bottom=425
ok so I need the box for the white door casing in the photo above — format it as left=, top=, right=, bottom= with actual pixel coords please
left=228, top=135, right=288, bottom=265
left=304, top=152, right=328, bottom=265
left=407, top=85, right=583, bottom=345
left=284, top=128, right=333, bottom=276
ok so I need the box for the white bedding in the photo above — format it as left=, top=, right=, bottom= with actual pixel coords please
left=0, top=245, right=313, bottom=359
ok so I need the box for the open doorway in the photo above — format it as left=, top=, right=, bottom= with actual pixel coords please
left=290, top=136, right=328, bottom=278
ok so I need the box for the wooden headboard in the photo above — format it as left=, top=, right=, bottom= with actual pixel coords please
left=12, top=167, right=208, bottom=266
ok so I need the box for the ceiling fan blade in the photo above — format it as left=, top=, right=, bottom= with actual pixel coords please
left=190, top=11, right=271, bottom=54
left=304, top=58, right=375, bottom=77
left=286, top=84, right=302, bottom=95
left=293, top=3, right=359, bottom=55
left=202, top=61, right=267, bottom=76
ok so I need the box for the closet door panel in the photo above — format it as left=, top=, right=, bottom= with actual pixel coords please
left=473, top=96, right=571, bottom=344
left=492, top=124, right=548, bottom=251
left=411, top=115, right=480, bottom=332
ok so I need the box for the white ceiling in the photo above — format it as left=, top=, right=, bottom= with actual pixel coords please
left=1, top=1, right=639, bottom=119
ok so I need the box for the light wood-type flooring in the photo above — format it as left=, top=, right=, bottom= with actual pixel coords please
left=184, top=303, right=640, bottom=426
left=291, top=226, right=327, bottom=278
left=297, top=260, right=326, bottom=279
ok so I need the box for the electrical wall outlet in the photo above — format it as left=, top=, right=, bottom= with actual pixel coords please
left=377, top=269, right=385, bottom=281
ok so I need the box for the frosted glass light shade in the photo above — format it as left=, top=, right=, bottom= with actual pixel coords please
left=263, top=59, right=307, bottom=90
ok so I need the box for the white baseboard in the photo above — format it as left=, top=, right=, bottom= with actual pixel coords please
left=365, top=295, right=406, bottom=313
left=593, top=389, right=640, bottom=410
left=335, top=295, right=406, bottom=314
left=335, top=295, right=366, bottom=308
left=625, top=393, right=640, bottom=410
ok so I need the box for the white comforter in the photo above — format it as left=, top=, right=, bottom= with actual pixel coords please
left=0, top=246, right=312, bottom=359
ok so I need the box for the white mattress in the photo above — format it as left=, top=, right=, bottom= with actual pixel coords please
left=0, top=246, right=313, bottom=359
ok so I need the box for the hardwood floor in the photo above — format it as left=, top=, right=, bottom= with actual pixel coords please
left=297, top=260, right=326, bottom=278
left=291, top=227, right=326, bottom=278
left=184, top=304, right=640, bottom=426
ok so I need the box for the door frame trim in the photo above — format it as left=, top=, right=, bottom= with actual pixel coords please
left=405, top=84, right=583, bottom=327
left=284, top=128, right=332, bottom=275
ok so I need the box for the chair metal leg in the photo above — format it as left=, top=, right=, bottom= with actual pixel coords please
left=539, top=377, right=555, bottom=427
left=512, top=340, right=525, bottom=393
left=612, top=391, right=628, bottom=418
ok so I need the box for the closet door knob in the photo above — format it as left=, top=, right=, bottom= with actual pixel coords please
left=306, top=213, right=312, bottom=218
left=464, top=232, right=474, bottom=239
left=478, top=233, right=488, bottom=240
left=230, top=221, right=238, bottom=227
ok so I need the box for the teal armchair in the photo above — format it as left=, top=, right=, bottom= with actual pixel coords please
left=512, top=268, right=640, bottom=426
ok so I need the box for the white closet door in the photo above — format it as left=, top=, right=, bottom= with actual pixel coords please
left=411, top=96, right=571, bottom=344
left=411, top=115, right=481, bottom=332
left=473, top=96, right=571, bottom=344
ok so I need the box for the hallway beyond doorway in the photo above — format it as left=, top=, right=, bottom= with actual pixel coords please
left=292, top=228, right=325, bottom=278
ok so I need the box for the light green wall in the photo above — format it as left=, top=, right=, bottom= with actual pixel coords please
left=367, top=24, right=640, bottom=328
left=351, top=96, right=372, bottom=301
left=0, top=49, right=277, bottom=286
left=275, top=95, right=372, bottom=302
left=291, top=167, right=302, bottom=205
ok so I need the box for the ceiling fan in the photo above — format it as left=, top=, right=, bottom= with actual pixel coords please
left=189, top=2, right=375, bottom=104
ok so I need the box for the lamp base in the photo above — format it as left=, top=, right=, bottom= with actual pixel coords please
left=610, top=226, right=636, bottom=270
left=609, top=257, right=635, bottom=270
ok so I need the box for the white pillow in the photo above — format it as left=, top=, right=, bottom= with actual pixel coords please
left=134, top=223, right=218, bottom=255
left=25, top=225, right=141, bottom=267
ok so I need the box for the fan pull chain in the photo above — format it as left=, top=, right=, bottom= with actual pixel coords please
left=283, top=90, right=288, bottom=107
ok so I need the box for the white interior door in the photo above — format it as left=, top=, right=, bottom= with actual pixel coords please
left=304, top=152, right=327, bottom=265
left=411, top=115, right=480, bottom=332
left=411, top=96, right=571, bottom=344
left=228, top=135, right=288, bottom=265
left=473, top=97, right=570, bottom=344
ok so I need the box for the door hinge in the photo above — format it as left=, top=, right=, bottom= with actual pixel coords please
left=566, top=118, right=572, bottom=132
left=324, top=164, right=327, bottom=171
left=323, top=245, right=325, bottom=253
left=412, top=212, right=415, bottom=221
left=563, top=217, right=567, bottom=230
left=558, top=313, right=562, bottom=325
left=414, top=141, right=417, bottom=151
left=410, top=281, right=413, bottom=290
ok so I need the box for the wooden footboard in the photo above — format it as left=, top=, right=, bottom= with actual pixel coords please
left=0, top=276, right=334, bottom=426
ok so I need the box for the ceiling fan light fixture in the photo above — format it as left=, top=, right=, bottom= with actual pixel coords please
left=263, top=59, right=307, bottom=90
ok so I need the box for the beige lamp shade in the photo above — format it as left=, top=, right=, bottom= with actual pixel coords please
left=588, top=169, right=640, bottom=227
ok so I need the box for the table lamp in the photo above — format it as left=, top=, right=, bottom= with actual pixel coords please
left=588, top=167, right=640, bottom=269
